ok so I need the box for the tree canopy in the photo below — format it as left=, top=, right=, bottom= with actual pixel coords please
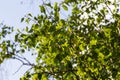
left=1, top=0, right=120, bottom=79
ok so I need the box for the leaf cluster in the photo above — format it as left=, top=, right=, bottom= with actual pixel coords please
left=1, top=0, right=120, bottom=80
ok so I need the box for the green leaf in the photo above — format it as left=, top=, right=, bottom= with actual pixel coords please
left=41, top=74, right=47, bottom=80
left=79, top=44, right=85, bottom=51
left=25, top=26, right=28, bottom=32
left=21, top=49, right=25, bottom=53
left=45, top=3, right=53, bottom=8
left=54, top=2, right=58, bottom=11
left=62, top=4, right=68, bottom=11
left=21, top=18, right=24, bottom=22
left=25, top=18, right=30, bottom=24
left=90, top=39, right=97, bottom=45
left=28, top=13, right=32, bottom=17
left=15, top=34, right=19, bottom=41
left=40, top=6, right=46, bottom=13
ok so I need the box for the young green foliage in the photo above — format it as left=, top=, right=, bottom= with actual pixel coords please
left=1, top=0, right=120, bottom=80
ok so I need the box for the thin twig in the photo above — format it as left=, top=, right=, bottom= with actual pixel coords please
left=105, top=0, right=113, bottom=15
left=11, top=57, right=24, bottom=64
left=11, top=57, right=35, bottom=66
left=23, top=66, right=33, bottom=76
left=15, top=54, right=31, bottom=65
left=13, top=64, right=23, bottom=75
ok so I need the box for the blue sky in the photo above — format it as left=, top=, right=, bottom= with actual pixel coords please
left=0, top=0, right=40, bottom=80
left=0, top=0, right=115, bottom=80
left=0, top=0, right=40, bottom=27
left=0, top=0, right=117, bottom=80
left=0, top=0, right=63, bottom=80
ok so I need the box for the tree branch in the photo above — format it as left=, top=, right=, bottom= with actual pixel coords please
left=105, top=0, right=113, bottom=15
